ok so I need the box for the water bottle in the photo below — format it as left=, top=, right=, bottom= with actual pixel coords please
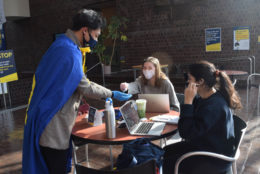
left=105, top=98, right=116, bottom=138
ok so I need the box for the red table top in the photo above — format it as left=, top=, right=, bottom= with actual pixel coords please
left=72, top=110, right=179, bottom=145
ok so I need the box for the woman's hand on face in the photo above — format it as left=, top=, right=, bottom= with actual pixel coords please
left=184, top=82, right=198, bottom=104
left=120, top=82, right=128, bottom=92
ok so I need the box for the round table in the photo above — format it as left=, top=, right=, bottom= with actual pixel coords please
left=71, top=110, right=179, bottom=169
left=72, top=110, right=179, bottom=145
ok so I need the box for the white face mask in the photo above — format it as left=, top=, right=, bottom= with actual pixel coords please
left=143, top=70, right=155, bottom=80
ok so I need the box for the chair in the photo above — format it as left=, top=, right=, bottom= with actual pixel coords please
left=176, top=93, right=184, bottom=105
left=74, top=159, right=157, bottom=174
left=73, top=99, right=90, bottom=172
left=246, top=73, right=260, bottom=114
left=174, top=115, right=247, bottom=174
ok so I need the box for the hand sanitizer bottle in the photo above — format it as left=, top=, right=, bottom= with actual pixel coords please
left=105, top=98, right=116, bottom=138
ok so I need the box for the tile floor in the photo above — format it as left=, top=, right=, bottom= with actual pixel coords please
left=0, top=87, right=259, bottom=174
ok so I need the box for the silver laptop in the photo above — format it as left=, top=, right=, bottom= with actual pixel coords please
left=119, top=100, right=165, bottom=136
left=138, top=94, right=170, bottom=113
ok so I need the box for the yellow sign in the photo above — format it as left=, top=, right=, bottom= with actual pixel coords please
left=0, top=51, right=12, bottom=58
left=0, top=50, right=18, bottom=83
left=235, top=29, right=249, bottom=41
left=233, top=26, right=250, bottom=50
left=206, top=43, right=221, bottom=52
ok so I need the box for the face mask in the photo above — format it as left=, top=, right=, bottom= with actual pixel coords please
left=143, top=70, right=155, bottom=80
left=83, top=32, right=98, bottom=50
left=88, top=33, right=97, bottom=49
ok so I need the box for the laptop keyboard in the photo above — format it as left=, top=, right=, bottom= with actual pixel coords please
left=135, top=122, right=154, bottom=134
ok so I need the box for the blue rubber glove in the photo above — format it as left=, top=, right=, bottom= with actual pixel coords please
left=112, top=91, right=132, bottom=101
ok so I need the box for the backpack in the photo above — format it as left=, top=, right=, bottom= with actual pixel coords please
left=115, top=138, right=164, bottom=170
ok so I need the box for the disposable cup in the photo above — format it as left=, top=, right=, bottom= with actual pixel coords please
left=136, top=99, right=147, bottom=118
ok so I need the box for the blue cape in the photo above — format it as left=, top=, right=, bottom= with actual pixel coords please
left=22, top=35, right=84, bottom=174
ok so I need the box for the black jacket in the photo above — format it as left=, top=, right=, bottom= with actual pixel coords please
left=178, top=91, right=235, bottom=156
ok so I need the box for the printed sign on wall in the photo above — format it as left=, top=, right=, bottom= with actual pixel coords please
left=0, top=50, right=18, bottom=83
left=233, top=26, right=250, bottom=50
left=205, top=28, right=221, bottom=52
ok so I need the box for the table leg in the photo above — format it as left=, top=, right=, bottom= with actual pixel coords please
left=85, top=144, right=89, bottom=166
left=160, top=138, right=166, bottom=148
left=257, top=85, right=260, bottom=115
left=72, top=142, right=78, bottom=174
left=109, top=145, right=113, bottom=170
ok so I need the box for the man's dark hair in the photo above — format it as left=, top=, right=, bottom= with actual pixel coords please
left=72, top=9, right=106, bottom=31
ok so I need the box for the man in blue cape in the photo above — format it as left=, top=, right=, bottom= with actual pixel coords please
left=22, top=9, right=131, bottom=174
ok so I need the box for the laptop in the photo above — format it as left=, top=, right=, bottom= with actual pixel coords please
left=119, top=100, right=166, bottom=136
left=138, top=94, right=170, bottom=113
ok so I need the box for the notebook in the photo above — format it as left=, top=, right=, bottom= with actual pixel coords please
left=119, top=100, right=165, bottom=136
left=138, top=94, right=170, bottom=113
left=150, top=115, right=179, bottom=124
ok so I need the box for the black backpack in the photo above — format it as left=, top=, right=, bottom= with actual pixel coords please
left=116, top=138, right=164, bottom=170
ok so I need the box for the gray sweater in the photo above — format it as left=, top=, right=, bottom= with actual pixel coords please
left=128, top=77, right=180, bottom=112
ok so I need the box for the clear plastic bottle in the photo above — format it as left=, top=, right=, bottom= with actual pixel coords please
left=105, top=98, right=116, bottom=138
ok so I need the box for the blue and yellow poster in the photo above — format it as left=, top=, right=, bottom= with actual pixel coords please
left=233, top=26, right=250, bottom=50
left=205, top=28, right=221, bottom=52
left=0, top=50, right=18, bottom=83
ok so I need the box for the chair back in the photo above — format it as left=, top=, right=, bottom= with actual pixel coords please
left=232, top=115, right=247, bottom=158
left=174, top=115, right=247, bottom=174
left=75, top=159, right=157, bottom=174
left=176, top=93, right=184, bottom=105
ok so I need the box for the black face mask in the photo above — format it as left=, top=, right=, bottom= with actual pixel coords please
left=83, top=32, right=97, bottom=50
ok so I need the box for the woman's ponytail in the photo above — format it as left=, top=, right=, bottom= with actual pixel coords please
left=217, top=71, right=242, bottom=109
left=188, top=60, right=242, bottom=110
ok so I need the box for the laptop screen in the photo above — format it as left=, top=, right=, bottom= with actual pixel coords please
left=120, top=101, right=139, bottom=131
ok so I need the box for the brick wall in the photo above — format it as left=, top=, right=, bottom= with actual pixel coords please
left=117, top=0, right=260, bottom=74
left=3, top=0, right=260, bottom=106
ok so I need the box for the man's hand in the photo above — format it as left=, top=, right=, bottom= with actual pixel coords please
left=112, top=91, right=132, bottom=101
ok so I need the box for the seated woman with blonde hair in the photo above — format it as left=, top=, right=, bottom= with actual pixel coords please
left=120, top=57, right=180, bottom=111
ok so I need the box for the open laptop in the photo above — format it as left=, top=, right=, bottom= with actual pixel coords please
left=138, top=94, right=170, bottom=113
left=119, top=100, right=165, bottom=136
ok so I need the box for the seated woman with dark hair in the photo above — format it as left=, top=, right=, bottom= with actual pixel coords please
left=120, top=57, right=180, bottom=112
left=163, top=60, right=242, bottom=174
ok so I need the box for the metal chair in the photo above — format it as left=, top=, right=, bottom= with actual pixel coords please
left=74, top=159, right=157, bottom=174
left=174, top=115, right=247, bottom=174
left=176, top=93, right=184, bottom=105
left=246, top=73, right=260, bottom=114
left=249, top=56, right=255, bottom=74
